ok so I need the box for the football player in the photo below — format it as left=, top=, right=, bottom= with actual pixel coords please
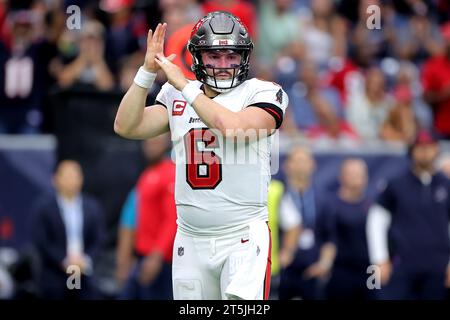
left=114, top=11, right=289, bottom=300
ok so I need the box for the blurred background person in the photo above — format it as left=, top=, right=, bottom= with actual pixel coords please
left=267, top=178, right=301, bottom=300
left=30, top=159, right=105, bottom=299
left=421, top=22, right=450, bottom=140
left=278, top=146, right=327, bottom=300
left=50, top=19, right=114, bottom=91
left=283, top=61, right=346, bottom=134
left=297, top=0, right=347, bottom=70
left=201, top=0, right=256, bottom=38
left=318, top=158, right=373, bottom=300
left=367, top=130, right=450, bottom=300
left=389, top=3, right=442, bottom=65
left=346, top=67, right=394, bottom=141
left=99, top=0, right=144, bottom=74
left=379, top=84, right=418, bottom=144
left=256, top=0, right=301, bottom=70
left=117, top=133, right=176, bottom=300
left=0, top=9, right=47, bottom=133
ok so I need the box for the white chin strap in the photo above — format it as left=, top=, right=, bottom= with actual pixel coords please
left=205, top=77, right=235, bottom=93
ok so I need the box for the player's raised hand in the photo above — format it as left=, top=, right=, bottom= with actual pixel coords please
left=143, top=23, right=175, bottom=73
left=154, top=53, right=187, bottom=91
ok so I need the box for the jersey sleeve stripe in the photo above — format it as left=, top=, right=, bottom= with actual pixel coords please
left=155, top=100, right=167, bottom=109
left=248, top=102, right=283, bottom=129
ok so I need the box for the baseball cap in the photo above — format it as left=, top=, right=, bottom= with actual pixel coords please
left=9, top=10, right=34, bottom=26
left=412, top=130, right=438, bottom=146
left=440, top=22, right=450, bottom=41
left=99, top=0, right=134, bottom=13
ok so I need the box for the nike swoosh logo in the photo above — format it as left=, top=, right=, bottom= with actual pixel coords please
left=241, top=238, right=249, bottom=243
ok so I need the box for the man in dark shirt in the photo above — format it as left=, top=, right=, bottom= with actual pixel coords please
left=367, top=130, right=450, bottom=299
left=318, top=158, right=373, bottom=300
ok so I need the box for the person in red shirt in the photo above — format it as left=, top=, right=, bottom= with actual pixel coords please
left=421, top=22, right=450, bottom=139
left=117, top=133, right=177, bottom=299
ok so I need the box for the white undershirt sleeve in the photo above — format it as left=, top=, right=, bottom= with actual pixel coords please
left=366, top=204, right=392, bottom=265
left=279, top=194, right=302, bottom=231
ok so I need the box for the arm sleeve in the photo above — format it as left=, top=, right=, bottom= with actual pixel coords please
left=245, top=82, right=289, bottom=129
left=119, top=189, right=137, bottom=229
left=366, top=204, right=392, bottom=264
left=279, top=193, right=302, bottom=231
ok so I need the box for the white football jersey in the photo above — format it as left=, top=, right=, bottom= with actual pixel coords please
left=155, top=78, right=288, bottom=236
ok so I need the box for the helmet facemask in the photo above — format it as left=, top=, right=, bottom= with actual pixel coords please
left=192, top=49, right=250, bottom=93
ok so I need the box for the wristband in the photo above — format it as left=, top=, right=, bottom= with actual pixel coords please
left=133, top=66, right=156, bottom=89
left=181, top=82, right=202, bottom=105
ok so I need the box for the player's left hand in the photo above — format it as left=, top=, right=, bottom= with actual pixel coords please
left=154, top=53, right=188, bottom=91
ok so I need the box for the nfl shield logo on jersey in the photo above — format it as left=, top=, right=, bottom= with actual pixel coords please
left=178, top=246, right=184, bottom=257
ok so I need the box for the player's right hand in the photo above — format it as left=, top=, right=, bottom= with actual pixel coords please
left=143, top=23, right=175, bottom=73
left=378, top=261, right=392, bottom=286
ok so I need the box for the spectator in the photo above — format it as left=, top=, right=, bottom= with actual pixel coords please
left=0, top=10, right=47, bottom=133
left=346, top=67, right=394, bottom=141
left=297, top=0, right=347, bottom=70
left=392, top=62, right=433, bottom=130
left=31, top=160, right=105, bottom=299
left=421, top=22, right=450, bottom=139
left=284, top=61, right=344, bottom=131
left=379, top=84, right=418, bottom=144
left=256, top=0, right=301, bottom=68
left=201, top=0, right=256, bottom=38
left=118, top=133, right=177, bottom=300
left=391, top=5, right=442, bottom=64
left=99, top=0, right=142, bottom=73
left=319, top=158, right=373, bottom=300
left=283, top=61, right=358, bottom=145
left=160, top=0, right=203, bottom=24
left=52, top=20, right=114, bottom=91
left=366, top=130, right=450, bottom=299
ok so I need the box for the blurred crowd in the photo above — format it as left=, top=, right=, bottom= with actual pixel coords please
left=0, top=0, right=450, bottom=300
left=0, top=0, right=449, bottom=143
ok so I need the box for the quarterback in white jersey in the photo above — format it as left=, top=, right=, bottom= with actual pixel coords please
left=114, top=11, right=288, bottom=300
